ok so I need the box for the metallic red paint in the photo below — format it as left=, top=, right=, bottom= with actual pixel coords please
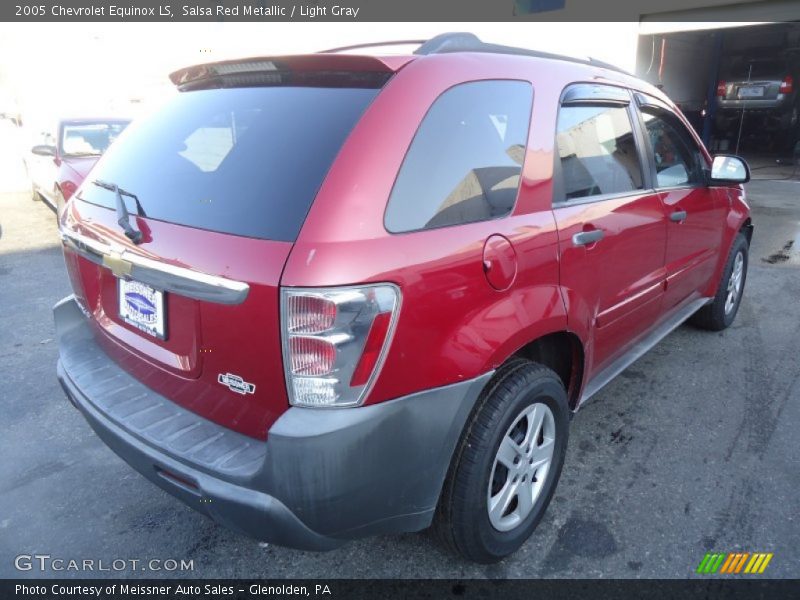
left=61, top=200, right=293, bottom=439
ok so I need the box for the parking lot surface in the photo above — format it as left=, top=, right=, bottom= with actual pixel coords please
left=1, top=119, right=798, bottom=578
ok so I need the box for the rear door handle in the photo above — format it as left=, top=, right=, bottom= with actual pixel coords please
left=670, top=210, right=687, bottom=222
left=572, top=229, right=604, bottom=246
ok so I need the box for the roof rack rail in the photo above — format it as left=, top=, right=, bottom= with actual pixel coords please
left=318, top=33, right=629, bottom=76
left=320, top=40, right=426, bottom=54
left=414, top=32, right=629, bottom=75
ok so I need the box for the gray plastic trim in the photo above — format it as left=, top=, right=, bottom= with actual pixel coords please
left=579, top=296, right=710, bottom=407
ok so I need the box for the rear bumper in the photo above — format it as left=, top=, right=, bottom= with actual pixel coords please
left=716, top=93, right=793, bottom=112
left=54, top=295, right=490, bottom=550
left=715, top=99, right=796, bottom=131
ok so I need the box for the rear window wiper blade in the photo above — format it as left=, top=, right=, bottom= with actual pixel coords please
left=92, top=179, right=146, bottom=244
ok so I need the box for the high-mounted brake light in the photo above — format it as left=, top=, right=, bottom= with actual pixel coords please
left=780, top=75, right=793, bottom=94
left=716, top=80, right=727, bottom=97
left=281, top=285, right=400, bottom=407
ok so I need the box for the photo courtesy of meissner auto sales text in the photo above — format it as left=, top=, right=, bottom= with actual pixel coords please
left=0, top=0, right=799, bottom=598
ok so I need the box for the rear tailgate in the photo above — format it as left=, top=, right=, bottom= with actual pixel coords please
left=59, top=63, right=393, bottom=439
left=61, top=207, right=291, bottom=440
left=721, top=57, right=789, bottom=102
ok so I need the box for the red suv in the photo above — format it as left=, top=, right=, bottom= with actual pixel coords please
left=55, top=34, right=752, bottom=563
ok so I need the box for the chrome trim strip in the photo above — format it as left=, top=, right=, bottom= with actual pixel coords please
left=578, top=296, right=710, bottom=409
left=61, top=229, right=250, bottom=305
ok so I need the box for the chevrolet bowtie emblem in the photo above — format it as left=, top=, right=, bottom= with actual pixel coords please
left=102, top=251, right=132, bottom=278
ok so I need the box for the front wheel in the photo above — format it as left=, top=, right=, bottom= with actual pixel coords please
left=434, top=359, right=570, bottom=563
left=690, top=233, right=749, bottom=331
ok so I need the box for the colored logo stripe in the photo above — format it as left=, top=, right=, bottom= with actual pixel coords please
left=744, top=553, right=774, bottom=574
left=719, top=553, right=749, bottom=573
left=697, top=553, right=726, bottom=574
left=697, top=552, right=773, bottom=574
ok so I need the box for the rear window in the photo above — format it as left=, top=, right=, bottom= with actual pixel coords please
left=724, top=58, right=788, bottom=79
left=78, top=85, right=380, bottom=242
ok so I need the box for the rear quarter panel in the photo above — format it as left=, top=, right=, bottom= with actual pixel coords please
left=283, top=54, right=589, bottom=404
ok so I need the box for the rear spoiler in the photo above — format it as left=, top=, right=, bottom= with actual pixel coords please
left=169, top=54, right=413, bottom=89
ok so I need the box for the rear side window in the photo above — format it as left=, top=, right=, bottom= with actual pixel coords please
left=556, top=104, right=643, bottom=201
left=385, top=80, right=533, bottom=233
left=78, top=85, right=380, bottom=242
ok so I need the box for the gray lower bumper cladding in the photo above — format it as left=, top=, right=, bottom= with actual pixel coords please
left=54, top=295, right=491, bottom=550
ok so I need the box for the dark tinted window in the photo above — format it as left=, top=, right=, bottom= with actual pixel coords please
left=724, top=58, right=788, bottom=79
left=78, top=86, right=379, bottom=241
left=385, top=80, right=532, bottom=233
left=556, top=104, right=643, bottom=201
left=641, top=107, right=704, bottom=188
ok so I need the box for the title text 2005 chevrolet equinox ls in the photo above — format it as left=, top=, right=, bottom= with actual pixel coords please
left=55, top=33, right=752, bottom=563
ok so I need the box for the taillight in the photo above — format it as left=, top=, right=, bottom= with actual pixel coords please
left=286, top=294, right=336, bottom=334
left=289, top=337, right=336, bottom=376
left=350, top=312, right=393, bottom=387
left=281, top=285, right=400, bottom=407
left=60, top=181, right=78, bottom=201
left=780, top=75, right=793, bottom=94
left=716, top=80, right=727, bottom=97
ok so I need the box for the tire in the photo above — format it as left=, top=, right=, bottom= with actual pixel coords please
left=690, top=233, right=748, bottom=331
left=434, top=359, right=570, bottom=563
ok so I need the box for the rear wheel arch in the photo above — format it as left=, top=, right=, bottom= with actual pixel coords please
left=455, top=330, right=585, bottom=456
left=512, top=331, right=585, bottom=410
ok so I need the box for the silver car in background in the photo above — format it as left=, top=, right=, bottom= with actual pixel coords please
left=715, top=53, right=798, bottom=150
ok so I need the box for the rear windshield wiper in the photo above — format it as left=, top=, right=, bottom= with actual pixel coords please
left=92, top=179, right=146, bottom=244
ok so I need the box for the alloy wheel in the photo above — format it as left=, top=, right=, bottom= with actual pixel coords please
left=487, top=403, right=556, bottom=532
left=724, top=250, right=744, bottom=315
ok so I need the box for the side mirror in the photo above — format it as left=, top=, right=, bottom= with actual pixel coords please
left=31, top=144, right=56, bottom=157
left=709, top=155, right=750, bottom=184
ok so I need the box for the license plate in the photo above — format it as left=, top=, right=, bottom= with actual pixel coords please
left=738, top=86, right=764, bottom=98
left=118, top=279, right=166, bottom=339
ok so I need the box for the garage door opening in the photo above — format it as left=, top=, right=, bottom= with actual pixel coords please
left=636, top=22, right=800, bottom=180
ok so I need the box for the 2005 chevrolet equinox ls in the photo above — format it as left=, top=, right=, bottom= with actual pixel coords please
left=55, top=33, right=753, bottom=563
